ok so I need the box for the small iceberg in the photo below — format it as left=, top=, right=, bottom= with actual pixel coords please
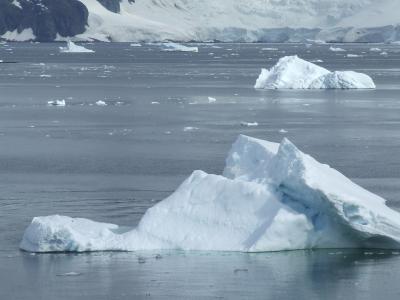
left=20, top=135, right=400, bottom=252
left=59, top=41, right=94, bottom=53
left=346, top=54, right=362, bottom=58
left=95, top=100, right=107, bottom=106
left=161, top=42, right=198, bottom=53
left=47, top=100, right=66, bottom=107
left=329, top=46, right=346, bottom=52
left=254, top=56, right=375, bottom=89
left=240, top=121, right=258, bottom=127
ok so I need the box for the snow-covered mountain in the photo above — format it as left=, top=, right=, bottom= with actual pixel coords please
left=1, top=0, right=400, bottom=42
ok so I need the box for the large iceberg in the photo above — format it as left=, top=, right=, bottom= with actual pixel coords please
left=254, top=56, right=375, bottom=89
left=20, top=135, right=400, bottom=253
left=59, top=41, right=95, bottom=53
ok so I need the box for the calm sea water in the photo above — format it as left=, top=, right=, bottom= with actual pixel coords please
left=1, top=42, right=400, bottom=299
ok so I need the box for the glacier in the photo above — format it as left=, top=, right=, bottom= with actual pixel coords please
left=254, top=56, right=376, bottom=89
left=74, top=0, right=400, bottom=43
left=20, top=135, right=400, bottom=253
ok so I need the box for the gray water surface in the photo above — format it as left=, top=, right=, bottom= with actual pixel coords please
left=1, top=42, right=400, bottom=299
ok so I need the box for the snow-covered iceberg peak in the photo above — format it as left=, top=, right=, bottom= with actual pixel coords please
left=59, top=41, right=95, bottom=53
left=20, top=135, right=400, bottom=253
left=254, top=55, right=375, bottom=89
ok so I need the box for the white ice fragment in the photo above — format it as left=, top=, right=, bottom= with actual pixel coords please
left=329, top=46, right=346, bottom=52
left=261, top=47, right=278, bottom=51
left=183, top=126, right=199, bottom=132
left=370, top=47, right=382, bottom=52
left=151, top=101, right=160, bottom=104
left=240, top=122, right=258, bottom=127
left=130, top=43, right=142, bottom=47
left=95, top=100, right=107, bottom=106
left=60, top=41, right=95, bottom=53
left=279, top=129, right=288, bottom=133
left=161, top=42, right=198, bottom=53
left=254, top=55, right=375, bottom=89
left=208, top=97, right=217, bottom=103
left=47, top=100, right=66, bottom=107
left=56, top=272, right=82, bottom=277
left=346, top=54, right=362, bottom=58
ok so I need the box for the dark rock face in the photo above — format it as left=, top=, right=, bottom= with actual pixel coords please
left=97, top=0, right=121, bottom=13
left=0, top=0, right=88, bottom=41
left=94, top=0, right=135, bottom=14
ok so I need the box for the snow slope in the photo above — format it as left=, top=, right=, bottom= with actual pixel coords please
left=254, top=56, right=375, bottom=89
left=20, top=135, right=400, bottom=252
left=73, top=0, right=400, bottom=42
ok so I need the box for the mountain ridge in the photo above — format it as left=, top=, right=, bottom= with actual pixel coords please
left=1, top=0, right=399, bottom=43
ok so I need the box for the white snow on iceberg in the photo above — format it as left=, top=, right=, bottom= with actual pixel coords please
left=59, top=41, right=95, bottom=53
left=254, top=56, right=375, bottom=89
left=20, top=135, right=400, bottom=253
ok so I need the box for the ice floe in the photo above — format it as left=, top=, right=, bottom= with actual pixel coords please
left=95, top=100, right=107, bottom=106
left=47, top=100, right=66, bottom=107
left=20, top=135, right=400, bottom=252
left=254, top=56, right=375, bottom=89
left=161, top=42, right=198, bottom=53
left=329, top=46, right=346, bottom=52
left=59, top=41, right=95, bottom=53
left=240, top=122, right=259, bottom=127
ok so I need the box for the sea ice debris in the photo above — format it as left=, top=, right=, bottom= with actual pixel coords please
left=59, top=41, right=94, bottom=53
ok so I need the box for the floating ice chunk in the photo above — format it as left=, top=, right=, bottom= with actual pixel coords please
left=183, top=126, right=199, bottom=132
left=329, top=46, right=346, bottom=52
left=56, top=272, right=82, bottom=277
left=161, top=42, right=198, bottom=53
left=240, top=122, right=258, bottom=127
left=95, top=100, right=107, bottom=106
left=59, top=41, right=95, bottom=53
left=346, top=54, right=362, bottom=58
left=380, top=51, right=388, bottom=56
left=370, top=47, right=382, bottom=52
left=254, top=55, right=375, bottom=89
left=130, top=43, right=142, bottom=47
left=254, top=56, right=330, bottom=89
left=20, top=135, right=400, bottom=253
left=208, top=97, right=216, bottom=103
left=279, top=129, right=288, bottom=134
left=261, top=47, right=278, bottom=51
left=47, top=100, right=66, bottom=107
left=151, top=101, right=160, bottom=104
